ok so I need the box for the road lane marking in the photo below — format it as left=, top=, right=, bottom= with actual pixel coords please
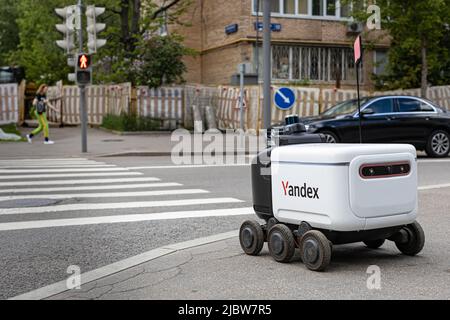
left=0, top=183, right=181, bottom=194
left=127, top=164, right=251, bottom=170
left=0, top=189, right=209, bottom=201
left=418, top=183, right=450, bottom=190
left=0, top=172, right=143, bottom=180
left=10, top=230, right=240, bottom=300
left=0, top=168, right=130, bottom=173
left=0, top=198, right=244, bottom=215
left=418, top=159, right=450, bottom=163
left=0, top=177, right=160, bottom=187
left=0, top=208, right=254, bottom=232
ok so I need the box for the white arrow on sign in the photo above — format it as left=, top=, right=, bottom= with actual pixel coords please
left=277, top=90, right=291, bottom=104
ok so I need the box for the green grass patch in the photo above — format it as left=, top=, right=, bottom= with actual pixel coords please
left=101, top=113, right=162, bottom=132
left=0, top=123, right=26, bottom=142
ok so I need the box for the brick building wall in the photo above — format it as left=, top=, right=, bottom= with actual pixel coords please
left=171, top=0, right=390, bottom=88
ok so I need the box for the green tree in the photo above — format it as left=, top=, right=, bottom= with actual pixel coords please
left=8, top=0, right=194, bottom=86
left=131, top=34, right=195, bottom=87
left=0, top=0, right=20, bottom=65
left=95, top=0, right=194, bottom=86
left=10, top=0, right=74, bottom=84
left=345, top=0, right=450, bottom=96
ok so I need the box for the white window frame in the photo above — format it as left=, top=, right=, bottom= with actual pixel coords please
left=252, top=0, right=352, bottom=21
left=269, top=44, right=363, bottom=84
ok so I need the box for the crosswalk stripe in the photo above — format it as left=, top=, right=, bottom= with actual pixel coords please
left=0, top=183, right=181, bottom=194
left=0, top=158, right=88, bottom=162
left=0, top=189, right=209, bottom=201
left=0, top=172, right=143, bottom=180
left=0, top=207, right=255, bottom=231
left=0, top=168, right=129, bottom=173
left=0, top=165, right=116, bottom=169
left=0, top=177, right=160, bottom=187
left=0, top=198, right=244, bottom=215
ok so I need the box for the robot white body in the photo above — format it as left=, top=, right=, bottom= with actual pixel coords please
left=271, top=144, right=417, bottom=232
left=240, top=135, right=425, bottom=271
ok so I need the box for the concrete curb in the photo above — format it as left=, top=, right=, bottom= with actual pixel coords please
left=10, top=230, right=239, bottom=300
left=97, top=127, right=173, bottom=136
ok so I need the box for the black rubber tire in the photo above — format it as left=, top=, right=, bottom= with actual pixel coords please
left=239, top=220, right=265, bottom=256
left=425, top=130, right=450, bottom=158
left=395, top=221, right=425, bottom=256
left=320, top=131, right=339, bottom=143
left=363, top=239, right=386, bottom=249
left=267, top=224, right=295, bottom=263
left=300, top=230, right=332, bottom=271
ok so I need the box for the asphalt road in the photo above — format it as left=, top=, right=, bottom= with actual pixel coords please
left=0, top=155, right=449, bottom=299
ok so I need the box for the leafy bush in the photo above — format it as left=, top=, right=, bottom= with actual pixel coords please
left=101, top=113, right=161, bottom=132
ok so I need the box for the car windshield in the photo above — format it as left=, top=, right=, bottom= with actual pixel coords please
left=322, top=98, right=372, bottom=116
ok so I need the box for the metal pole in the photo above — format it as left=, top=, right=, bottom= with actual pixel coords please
left=78, top=0, right=87, bottom=153
left=240, top=64, right=245, bottom=131
left=255, top=0, right=260, bottom=80
left=356, top=62, right=362, bottom=144
left=262, top=0, right=271, bottom=129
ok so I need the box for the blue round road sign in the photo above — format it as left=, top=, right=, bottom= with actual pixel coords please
left=274, top=87, right=295, bottom=110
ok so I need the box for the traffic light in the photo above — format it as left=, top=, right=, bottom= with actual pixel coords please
left=55, top=6, right=77, bottom=54
left=76, top=53, right=92, bottom=84
left=86, top=5, right=107, bottom=54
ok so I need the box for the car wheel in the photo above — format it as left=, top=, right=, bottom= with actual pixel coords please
left=426, top=130, right=450, bottom=158
left=321, top=131, right=339, bottom=143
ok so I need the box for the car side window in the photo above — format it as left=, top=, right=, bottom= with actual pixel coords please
left=367, top=98, right=394, bottom=114
left=398, top=98, right=430, bottom=112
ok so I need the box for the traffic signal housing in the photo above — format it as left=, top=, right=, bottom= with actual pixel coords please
left=86, top=5, right=107, bottom=54
left=55, top=6, right=77, bottom=54
left=76, top=53, right=92, bottom=85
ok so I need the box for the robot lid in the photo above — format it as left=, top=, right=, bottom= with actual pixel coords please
left=271, top=144, right=417, bottom=165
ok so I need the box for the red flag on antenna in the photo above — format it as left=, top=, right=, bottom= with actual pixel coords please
left=354, top=35, right=362, bottom=64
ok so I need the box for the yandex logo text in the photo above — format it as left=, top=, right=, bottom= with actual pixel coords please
left=282, top=181, right=319, bottom=200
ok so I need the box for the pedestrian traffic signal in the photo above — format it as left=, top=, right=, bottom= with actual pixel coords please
left=76, top=53, right=92, bottom=85
left=86, top=5, right=107, bottom=54
left=77, top=54, right=91, bottom=70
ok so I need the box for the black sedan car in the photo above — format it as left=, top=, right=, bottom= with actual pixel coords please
left=303, top=95, right=450, bottom=158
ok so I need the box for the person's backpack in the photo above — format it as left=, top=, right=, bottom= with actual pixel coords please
left=36, top=100, right=46, bottom=114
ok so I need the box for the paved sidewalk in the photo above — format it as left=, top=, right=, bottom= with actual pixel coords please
left=48, top=189, right=450, bottom=300
left=0, top=127, right=265, bottom=159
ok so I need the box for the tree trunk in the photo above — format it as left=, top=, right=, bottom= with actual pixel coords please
left=120, top=0, right=130, bottom=51
left=131, top=0, right=141, bottom=37
left=421, top=38, right=428, bottom=98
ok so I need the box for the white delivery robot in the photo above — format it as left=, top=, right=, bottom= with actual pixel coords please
left=239, top=121, right=425, bottom=271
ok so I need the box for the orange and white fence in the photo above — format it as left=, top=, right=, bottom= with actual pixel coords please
left=47, top=83, right=132, bottom=125
left=136, top=86, right=184, bottom=129
left=0, top=84, right=19, bottom=124
left=2, top=81, right=449, bottom=131
left=216, top=85, right=450, bottom=132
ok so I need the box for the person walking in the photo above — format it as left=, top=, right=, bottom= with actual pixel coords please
left=26, top=84, right=55, bottom=145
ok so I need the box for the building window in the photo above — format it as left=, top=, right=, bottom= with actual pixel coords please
left=326, top=0, right=336, bottom=16
left=269, top=44, right=362, bottom=83
left=252, top=0, right=350, bottom=20
left=299, top=0, right=309, bottom=14
left=312, top=0, right=323, bottom=16
left=374, top=50, right=388, bottom=75
left=283, top=0, right=296, bottom=14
